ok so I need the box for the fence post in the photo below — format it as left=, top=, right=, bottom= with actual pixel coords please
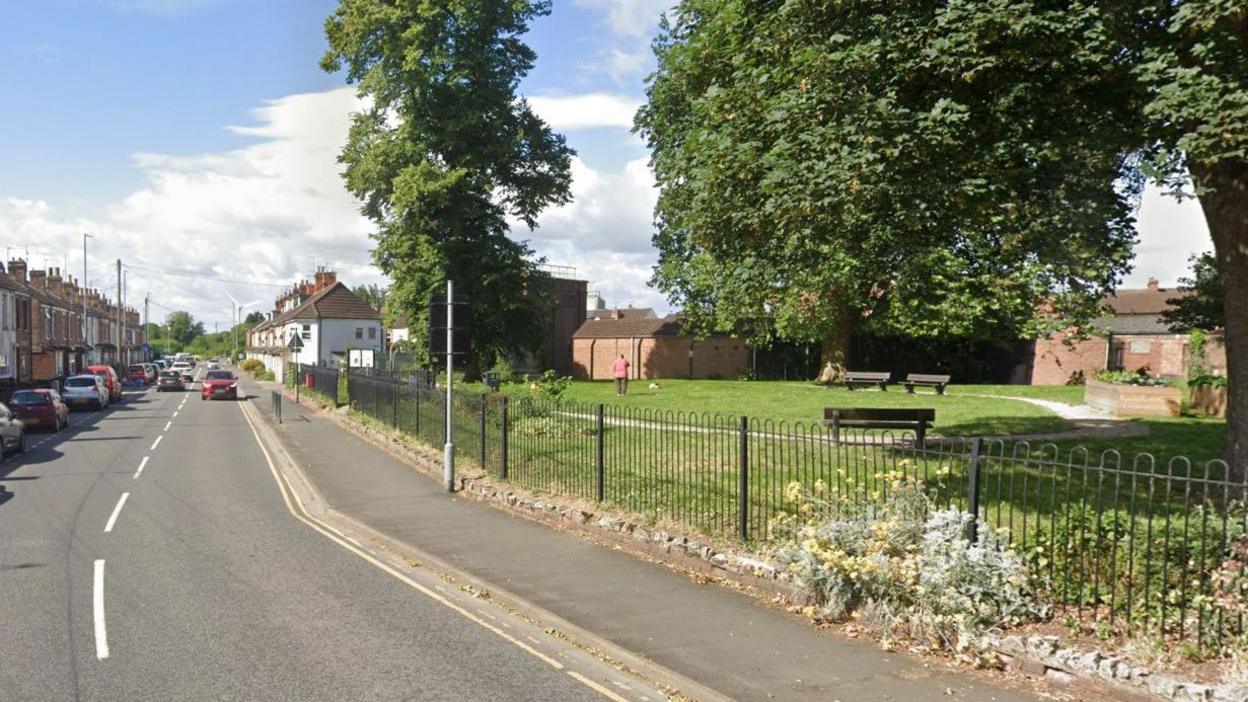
left=966, top=437, right=984, bottom=542
left=272, top=390, right=281, bottom=424
left=414, top=380, right=421, bottom=438
left=392, top=380, right=398, bottom=428
left=738, top=415, right=749, bottom=542
left=500, top=396, right=509, bottom=479
left=596, top=404, right=605, bottom=502
left=295, top=363, right=300, bottom=404
left=479, top=393, right=487, bottom=469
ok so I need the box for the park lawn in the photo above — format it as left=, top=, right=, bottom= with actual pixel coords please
left=500, top=379, right=1075, bottom=437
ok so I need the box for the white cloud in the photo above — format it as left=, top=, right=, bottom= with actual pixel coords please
left=573, top=0, right=673, bottom=38
left=0, top=87, right=381, bottom=329
left=571, top=0, right=671, bottom=85
left=528, top=93, right=642, bottom=130
left=1126, top=185, right=1214, bottom=288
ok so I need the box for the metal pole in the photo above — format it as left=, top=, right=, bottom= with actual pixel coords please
left=479, top=392, right=487, bottom=469
left=500, top=395, right=509, bottom=479
left=116, top=259, right=122, bottom=367
left=596, top=404, right=605, bottom=502
left=966, top=437, right=984, bottom=542
left=82, top=234, right=91, bottom=362
left=739, top=415, right=749, bottom=541
left=443, top=279, right=455, bottom=492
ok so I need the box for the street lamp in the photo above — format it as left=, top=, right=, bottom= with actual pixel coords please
left=225, top=291, right=259, bottom=361
left=82, top=233, right=92, bottom=363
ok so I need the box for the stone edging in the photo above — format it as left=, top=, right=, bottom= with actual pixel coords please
left=985, top=634, right=1248, bottom=702
left=263, top=381, right=1244, bottom=702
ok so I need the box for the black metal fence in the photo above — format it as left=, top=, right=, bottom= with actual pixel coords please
left=339, top=370, right=1239, bottom=645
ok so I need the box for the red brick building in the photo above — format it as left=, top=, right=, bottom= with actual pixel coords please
left=571, top=310, right=749, bottom=380
left=1030, top=279, right=1226, bottom=385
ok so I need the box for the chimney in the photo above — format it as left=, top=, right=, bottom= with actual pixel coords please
left=48, top=268, right=63, bottom=297
left=8, top=259, right=27, bottom=282
left=29, top=269, right=47, bottom=290
left=1147, top=277, right=1160, bottom=292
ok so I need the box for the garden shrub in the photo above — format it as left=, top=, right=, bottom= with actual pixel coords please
left=1096, top=369, right=1170, bottom=386
left=240, top=358, right=262, bottom=372
left=771, top=481, right=1043, bottom=651
left=1189, top=374, right=1228, bottom=389
left=492, top=357, right=519, bottom=384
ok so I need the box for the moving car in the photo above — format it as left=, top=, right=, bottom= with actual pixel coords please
left=142, top=363, right=159, bottom=382
left=157, top=370, right=185, bottom=392
left=0, top=402, right=26, bottom=456
left=206, top=360, right=220, bottom=370
left=63, top=374, right=111, bottom=410
left=127, top=364, right=149, bottom=385
left=86, top=365, right=123, bottom=402
left=8, top=389, right=69, bottom=431
left=170, top=362, right=194, bottom=383
left=200, top=370, right=239, bottom=400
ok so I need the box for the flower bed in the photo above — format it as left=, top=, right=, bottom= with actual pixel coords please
left=1189, top=376, right=1229, bottom=418
left=1084, top=378, right=1181, bottom=417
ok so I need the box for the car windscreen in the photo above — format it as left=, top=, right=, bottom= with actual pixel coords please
left=66, top=377, right=99, bottom=388
left=9, top=391, right=50, bottom=406
left=204, top=371, right=234, bottom=380
left=160, top=372, right=180, bottom=379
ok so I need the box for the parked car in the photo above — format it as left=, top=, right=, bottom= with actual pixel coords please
left=200, top=370, right=239, bottom=400
left=142, top=363, right=159, bottom=382
left=170, top=362, right=194, bottom=383
left=126, top=364, right=149, bottom=385
left=0, top=402, right=26, bottom=456
left=8, top=389, right=69, bottom=432
left=85, top=365, right=123, bottom=402
left=156, top=371, right=185, bottom=392
left=63, top=374, right=111, bottom=410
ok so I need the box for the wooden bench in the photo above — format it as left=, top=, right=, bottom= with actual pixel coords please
left=843, top=371, right=891, bottom=391
left=903, top=373, right=950, bottom=395
left=823, top=408, right=935, bottom=447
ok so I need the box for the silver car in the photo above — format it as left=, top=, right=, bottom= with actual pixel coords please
left=0, top=401, right=26, bottom=456
left=63, top=374, right=111, bottom=411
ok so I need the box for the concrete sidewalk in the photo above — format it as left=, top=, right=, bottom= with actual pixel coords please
left=244, top=379, right=1047, bottom=702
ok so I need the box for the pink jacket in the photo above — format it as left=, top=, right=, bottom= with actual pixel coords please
left=612, top=358, right=629, bottom=379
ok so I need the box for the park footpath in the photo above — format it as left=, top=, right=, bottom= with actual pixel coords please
left=242, top=377, right=1052, bottom=702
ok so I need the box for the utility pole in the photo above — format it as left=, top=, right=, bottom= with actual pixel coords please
left=444, top=279, right=455, bottom=493
left=116, top=259, right=122, bottom=366
left=144, top=294, right=150, bottom=361
left=82, top=234, right=92, bottom=362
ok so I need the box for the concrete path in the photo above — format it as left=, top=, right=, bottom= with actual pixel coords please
left=247, top=377, right=1050, bottom=702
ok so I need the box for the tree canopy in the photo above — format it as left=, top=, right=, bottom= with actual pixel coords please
left=637, top=0, right=1247, bottom=466
left=165, top=311, right=205, bottom=346
left=1164, top=253, right=1225, bottom=334
left=322, top=0, right=573, bottom=367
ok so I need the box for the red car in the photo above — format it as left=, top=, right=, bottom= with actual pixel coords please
left=200, top=370, right=239, bottom=401
left=8, top=389, right=69, bottom=431
left=86, top=365, right=123, bottom=402
left=126, top=364, right=150, bottom=384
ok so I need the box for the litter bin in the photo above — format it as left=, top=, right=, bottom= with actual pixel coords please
left=305, top=372, right=314, bottom=388
left=483, top=371, right=501, bottom=392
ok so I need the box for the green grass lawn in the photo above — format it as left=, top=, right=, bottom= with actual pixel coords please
left=498, top=379, right=1076, bottom=437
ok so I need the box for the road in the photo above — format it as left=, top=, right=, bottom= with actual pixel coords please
left=0, top=373, right=640, bottom=701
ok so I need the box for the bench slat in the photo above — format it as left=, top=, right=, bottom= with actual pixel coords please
left=844, top=371, right=891, bottom=381
left=905, top=373, right=951, bottom=383
left=823, top=408, right=935, bottom=421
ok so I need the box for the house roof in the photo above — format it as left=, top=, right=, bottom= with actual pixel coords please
left=1103, top=286, right=1189, bottom=316
left=590, top=307, right=658, bottom=321
left=573, top=315, right=684, bottom=339
left=1092, top=313, right=1175, bottom=335
left=254, top=282, right=381, bottom=330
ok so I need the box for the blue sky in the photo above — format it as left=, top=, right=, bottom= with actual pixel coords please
left=0, top=0, right=1213, bottom=327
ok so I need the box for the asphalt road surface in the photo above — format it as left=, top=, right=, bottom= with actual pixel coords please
left=0, top=376, right=615, bottom=701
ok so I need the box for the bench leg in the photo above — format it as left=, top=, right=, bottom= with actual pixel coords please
left=905, top=384, right=915, bottom=394
left=937, top=385, right=946, bottom=395
left=831, top=419, right=840, bottom=445
left=879, top=382, right=887, bottom=392
left=916, top=424, right=926, bottom=450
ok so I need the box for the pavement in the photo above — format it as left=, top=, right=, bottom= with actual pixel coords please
left=0, top=371, right=642, bottom=701
left=246, top=375, right=1051, bottom=702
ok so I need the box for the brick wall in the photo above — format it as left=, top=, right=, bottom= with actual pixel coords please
left=573, top=336, right=750, bottom=380
left=1030, top=333, right=1108, bottom=385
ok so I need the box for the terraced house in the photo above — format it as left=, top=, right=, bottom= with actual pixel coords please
left=2, top=259, right=145, bottom=392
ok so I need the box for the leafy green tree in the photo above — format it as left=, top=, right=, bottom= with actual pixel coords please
left=322, top=0, right=574, bottom=369
left=165, top=311, right=205, bottom=347
left=243, top=310, right=265, bottom=326
left=352, top=284, right=387, bottom=313
left=1163, top=253, right=1225, bottom=334
left=637, top=0, right=1247, bottom=469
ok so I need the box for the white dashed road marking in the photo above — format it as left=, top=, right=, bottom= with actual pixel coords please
left=163, top=421, right=172, bottom=431
left=133, top=456, right=149, bottom=479
left=149, top=435, right=163, bottom=451
left=104, top=492, right=130, bottom=533
left=93, top=560, right=109, bottom=660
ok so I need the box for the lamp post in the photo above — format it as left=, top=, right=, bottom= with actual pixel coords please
left=82, top=233, right=92, bottom=362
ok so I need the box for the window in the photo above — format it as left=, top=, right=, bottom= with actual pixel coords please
left=368, top=327, right=377, bottom=340
left=301, top=324, right=311, bottom=341
left=355, top=328, right=363, bottom=340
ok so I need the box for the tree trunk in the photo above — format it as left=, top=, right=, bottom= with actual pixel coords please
left=816, top=314, right=855, bottom=384
left=1191, top=158, right=1248, bottom=478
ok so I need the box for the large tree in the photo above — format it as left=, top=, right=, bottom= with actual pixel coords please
left=165, top=311, right=205, bottom=347
left=322, top=0, right=573, bottom=367
left=1163, top=253, right=1225, bottom=334
left=637, top=0, right=1247, bottom=468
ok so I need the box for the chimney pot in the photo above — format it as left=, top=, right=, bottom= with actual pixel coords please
left=1147, top=277, right=1160, bottom=291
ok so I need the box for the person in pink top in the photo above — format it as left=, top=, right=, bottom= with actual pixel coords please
left=612, top=354, right=630, bottom=396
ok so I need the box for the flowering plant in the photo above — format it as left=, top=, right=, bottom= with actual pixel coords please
left=770, top=479, right=1044, bottom=651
